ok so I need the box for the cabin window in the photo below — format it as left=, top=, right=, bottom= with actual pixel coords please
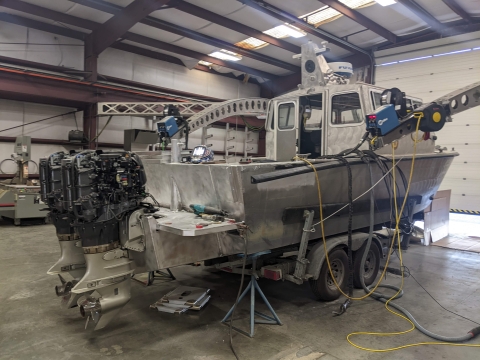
left=300, top=94, right=323, bottom=158
left=278, top=102, right=295, bottom=130
left=268, top=101, right=275, bottom=130
left=371, top=91, right=382, bottom=109
left=412, top=100, right=422, bottom=109
left=302, top=94, right=323, bottom=130
left=331, top=93, right=363, bottom=125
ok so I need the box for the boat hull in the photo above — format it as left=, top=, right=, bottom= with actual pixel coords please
left=140, top=152, right=455, bottom=269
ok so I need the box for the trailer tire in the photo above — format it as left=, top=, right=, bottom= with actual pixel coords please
left=353, top=242, right=380, bottom=289
left=309, top=248, right=348, bottom=301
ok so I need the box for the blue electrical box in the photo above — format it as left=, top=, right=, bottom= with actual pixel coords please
left=366, top=104, right=400, bottom=136
left=157, top=116, right=179, bottom=138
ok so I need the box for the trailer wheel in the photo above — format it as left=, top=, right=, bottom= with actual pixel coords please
left=353, top=242, right=380, bottom=289
left=309, top=248, right=348, bottom=301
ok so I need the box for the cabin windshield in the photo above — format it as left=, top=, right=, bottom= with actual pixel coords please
left=331, top=93, right=362, bottom=125
left=267, top=100, right=275, bottom=130
left=371, top=91, right=382, bottom=109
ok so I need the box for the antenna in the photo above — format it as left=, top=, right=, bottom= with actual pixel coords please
left=295, top=41, right=329, bottom=89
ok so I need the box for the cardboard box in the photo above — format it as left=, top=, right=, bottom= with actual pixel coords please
left=423, top=189, right=451, bottom=245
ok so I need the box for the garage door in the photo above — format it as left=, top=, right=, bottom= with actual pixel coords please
left=375, top=37, right=480, bottom=212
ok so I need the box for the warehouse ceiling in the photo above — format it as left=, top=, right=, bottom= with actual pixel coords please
left=0, top=0, right=479, bottom=84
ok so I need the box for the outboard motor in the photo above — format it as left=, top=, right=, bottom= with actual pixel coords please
left=40, top=151, right=84, bottom=309
left=40, top=150, right=147, bottom=329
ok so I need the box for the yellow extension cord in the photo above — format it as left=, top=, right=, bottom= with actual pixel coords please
left=296, top=114, right=480, bottom=352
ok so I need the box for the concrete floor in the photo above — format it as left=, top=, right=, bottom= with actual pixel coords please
left=1, top=219, right=480, bottom=360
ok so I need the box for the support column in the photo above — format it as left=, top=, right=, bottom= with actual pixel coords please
left=84, top=36, right=98, bottom=82
left=83, top=36, right=98, bottom=149
left=83, top=104, right=97, bottom=149
left=257, top=129, right=266, bottom=157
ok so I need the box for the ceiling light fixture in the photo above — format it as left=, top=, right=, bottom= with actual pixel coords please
left=264, top=23, right=306, bottom=39
left=433, top=49, right=471, bottom=57
left=209, top=49, right=242, bottom=61
left=376, top=47, right=476, bottom=66
left=235, top=37, right=268, bottom=50
left=374, top=0, right=396, bottom=6
left=300, top=0, right=375, bottom=26
left=398, top=55, right=432, bottom=62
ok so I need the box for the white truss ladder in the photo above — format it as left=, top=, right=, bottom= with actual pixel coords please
left=244, top=126, right=254, bottom=157
left=97, top=98, right=269, bottom=134
left=97, top=102, right=215, bottom=117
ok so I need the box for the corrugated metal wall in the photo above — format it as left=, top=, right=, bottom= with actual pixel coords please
left=375, top=33, right=480, bottom=211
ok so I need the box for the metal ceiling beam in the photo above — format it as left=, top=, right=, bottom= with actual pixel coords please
left=239, top=0, right=370, bottom=58
left=122, top=32, right=277, bottom=79
left=0, top=11, right=276, bottom=80
left=0, top=54, right=224, bottom=101
left=0, top=13, right=231, bottom=83
left=396, top=0, right=445, bottom=33
left=0, top=67, right=182, bottom=108
left=169, top=0, right=300, bottom=54
left=317, top=0, right=399, bottom=43
left=0, top=12, right=86, bottom=40
left=377, top=20, right=480, bottom=50
left=0, top=0, right=99, bottom=29
left=111, top=42, right=261, bottom=84
left=441, top=0, right=474, bottom=24
left=131, top=17, right=298, bottom=72
left=70, top=0, right=298, bottom=72
left=0, top=13, right=196, bottom=80
left=0, top=1, right=193, bottom=71
left=86, top=0, right=170, bottom=55
left=110, top=42, right=185, bottom=67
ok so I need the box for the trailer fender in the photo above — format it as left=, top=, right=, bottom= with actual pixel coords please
left=306, top=232, right=381, bottom=280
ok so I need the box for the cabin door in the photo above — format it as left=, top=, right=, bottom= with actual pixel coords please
left=323, top=90, right=366, bottom=155
left=274, top=100, right=298, bottom=161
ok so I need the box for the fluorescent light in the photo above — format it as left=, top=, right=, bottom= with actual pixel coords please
left=398, top=55, right=432, bottom=62
left=433, top=49, right=471, bottom=57
left=198, top=60, right=212, bottom=66
left=264, top=24, right=306, bottom=39
left=301, top=6, right=340, bottom=26
left=300, top=1, right=374, bottom=26
left=235, top=37, right=268, bottom=50
left=375, top=47, right=474, bottom=67
left=378, top=61, right=398, bottom=66
left=235, top=23, right=305, bottom=51
left=340, top=0, right=376, bottom=7
left=374, top=0, right=396, bottom=6
left=209, top=50, right=242, bottom=61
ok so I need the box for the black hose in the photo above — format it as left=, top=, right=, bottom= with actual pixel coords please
left=338, top=131, right=369, bottom=157
left=325, top=155, right=354, bottom=297
left=360, top=161, right=477, bottom=342
left=251, top=157, right=363, bottom=184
